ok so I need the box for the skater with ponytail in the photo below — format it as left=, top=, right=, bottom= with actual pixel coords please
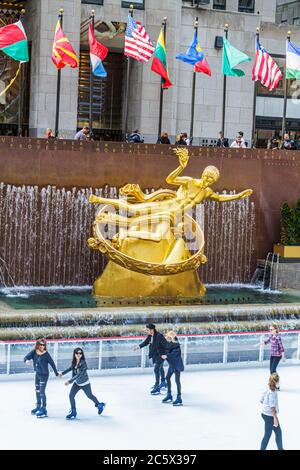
left=60, top=347, right=106, bottom=420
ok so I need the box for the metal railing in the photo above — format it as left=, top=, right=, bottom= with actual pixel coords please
left=1, top=330, right=300, bottom=376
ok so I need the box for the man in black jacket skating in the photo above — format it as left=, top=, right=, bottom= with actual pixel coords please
left=134, top=323, right=168, bottom=395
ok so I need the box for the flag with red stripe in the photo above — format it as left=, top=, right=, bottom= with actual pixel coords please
left=124, top=15, right=154, bottom=63
left=252, top=39, right=282, bottom=90
left=52, top=20, right=78, bottom=69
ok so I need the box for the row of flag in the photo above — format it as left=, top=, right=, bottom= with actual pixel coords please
left=2, top=15, right=300, bottom=93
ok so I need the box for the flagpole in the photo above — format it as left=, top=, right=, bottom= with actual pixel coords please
left=221, top=24, right=228, bottom=139
left=18, top=8, right=25, bottom=137
left=157, top=17, right=167, bottom=144
left=251, top=27, right=260, bottom=148
left=89, top=10, right=95, bottom=136
left=189, top=17, right=198, bottom=145
left=54, top=8, right=64, bottom=138
left=124, top=4, right=134, bottom=141
left=282, top=31, right=291, bottom=139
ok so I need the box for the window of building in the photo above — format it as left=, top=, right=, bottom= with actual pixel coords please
left=81, top=0, right=104, bottom=5
left=238, top=0, right=255, bottom=13
left=77, top=50, right=124, bottom=141
left=213, top=0, right=226, bottom=11
left=293, top=17, right=300, bottom=25
left=121, top=0, right=145, bottom=9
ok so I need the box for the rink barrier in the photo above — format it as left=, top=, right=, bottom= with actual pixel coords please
left=1, top=330, right=300, bottom=375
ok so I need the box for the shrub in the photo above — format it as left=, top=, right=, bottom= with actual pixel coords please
left=280, top=199, right=300, bottom=245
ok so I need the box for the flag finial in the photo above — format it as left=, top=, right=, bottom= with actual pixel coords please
left=129, top=4, right=134, bottom=12
left=59, top=8, right=64, bottom=14
left=224, top=24, right=229, bottom=31
left=21, top=9, right=25, bottom=15
left=256, top=27, right=260, bottom=32
left=194, top=17, right=199, bottom=28
left=91, top=10, right=95, bottom=16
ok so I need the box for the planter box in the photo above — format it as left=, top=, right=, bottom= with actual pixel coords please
left=273, top=244, right=300, bottom=258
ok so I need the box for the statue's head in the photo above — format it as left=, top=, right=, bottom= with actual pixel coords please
left=201, top=166, right=220, bottom=187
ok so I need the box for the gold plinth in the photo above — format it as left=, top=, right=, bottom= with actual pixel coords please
left=93, top=236, right=204, bottom=298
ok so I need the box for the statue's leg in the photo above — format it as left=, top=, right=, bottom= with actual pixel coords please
left=199, top=282, right=206, bottom=296
left=128, top=220, right=172, bottom=242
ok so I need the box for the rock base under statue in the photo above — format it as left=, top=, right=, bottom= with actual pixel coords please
left=93, top=236, right=205, bottom=303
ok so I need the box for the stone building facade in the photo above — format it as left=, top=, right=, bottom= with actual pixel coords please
left=1, top=0, right=300, bottom=144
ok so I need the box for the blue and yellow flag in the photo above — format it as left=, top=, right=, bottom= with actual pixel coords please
left=176, top=32, right=204, bottom=65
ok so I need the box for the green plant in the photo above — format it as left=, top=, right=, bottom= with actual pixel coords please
left=280, top=199, right=300, bottom=245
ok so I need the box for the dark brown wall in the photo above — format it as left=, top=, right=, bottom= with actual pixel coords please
left=1, top=137, right=300, bottom=261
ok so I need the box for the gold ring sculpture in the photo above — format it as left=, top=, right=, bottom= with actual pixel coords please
left=88, top=205, right=206, bottom=276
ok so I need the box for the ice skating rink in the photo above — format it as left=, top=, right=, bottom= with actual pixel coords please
left=1, top=365, right=299, bottom=450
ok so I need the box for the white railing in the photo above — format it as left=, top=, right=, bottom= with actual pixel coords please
left=0, top=330, right=299, bottom=376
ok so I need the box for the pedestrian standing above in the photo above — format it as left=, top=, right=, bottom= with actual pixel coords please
left=262, top=323, right=285, bottom=380
left=158, top=131, right=171, bottom=144
left=74, top=126, right=90, bottom=141
left=133, top=323, right=167, bottom=395
left=45, top=128, right=55, bottom=140
left=129, top=129, right=144, bottom=143
left=175, top=134, right=187, bottom=145
left=161, top=330, right=184, bottom=406
left=24, top=338, right=59, bottom=418
left=280, top=132, right=297, bottom=150
left=216, top=131, right=229, bottom=148
left=260, top=373, right=284, bottom=450
left=230, top=135, right=246, bottom=148
left=60, top=347, right=106, bottom=420
left=182, top=132, right=190, bottom=145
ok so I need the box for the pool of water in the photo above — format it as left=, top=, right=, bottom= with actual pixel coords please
left=1, top=285, right=300, bottom=310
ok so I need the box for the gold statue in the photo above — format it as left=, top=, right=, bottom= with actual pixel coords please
left=88, top=148, right=253, bottom=301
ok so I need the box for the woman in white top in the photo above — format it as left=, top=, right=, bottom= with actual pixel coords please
left=260, top=373, right=284, bottom=450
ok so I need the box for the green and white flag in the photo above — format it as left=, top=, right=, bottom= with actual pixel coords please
left=222, top=36, right=251, bottom=76
left=286, top=41, right=300, bottom=79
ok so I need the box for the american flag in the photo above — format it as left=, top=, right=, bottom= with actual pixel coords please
left=252, top=39, right=282, bottom=90
left=124, top=15, right=154, bottom=62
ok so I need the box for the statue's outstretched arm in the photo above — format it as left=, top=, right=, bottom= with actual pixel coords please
left=209, top=189, right=253, bottom=202
left=166, top=147, right=191, bottom=186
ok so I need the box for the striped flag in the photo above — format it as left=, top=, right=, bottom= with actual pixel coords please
left=124, top=15, right=154, bottom=62
left=89, top=22, right=108, bottom=77
left=252, top=39, right=282, bottom=90
left=52, top=20, right=78, bottom=69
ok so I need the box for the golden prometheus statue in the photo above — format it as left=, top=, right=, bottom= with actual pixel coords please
left=88, top=148, right=253, bottom=302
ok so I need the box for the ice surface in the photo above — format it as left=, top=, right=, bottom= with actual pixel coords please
left=0, top=365, right=299, bottom=450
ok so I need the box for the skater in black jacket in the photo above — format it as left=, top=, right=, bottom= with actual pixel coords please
left=24, top=338, right=59, bottom=418
left=134, top=323, right=168, bottom=395
left=161, top=330, right=184, bottom=406
left=60, top=347, right=106, bottom=420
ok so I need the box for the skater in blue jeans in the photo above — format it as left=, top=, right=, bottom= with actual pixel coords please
left=24, top=338, right=59, bottom=418
left=260, top=373, right=284, bottom=450
left=60, top=347, right=105, bottom=420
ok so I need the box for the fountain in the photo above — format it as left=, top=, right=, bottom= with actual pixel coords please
left=0, top=182, right=255, bottom=288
